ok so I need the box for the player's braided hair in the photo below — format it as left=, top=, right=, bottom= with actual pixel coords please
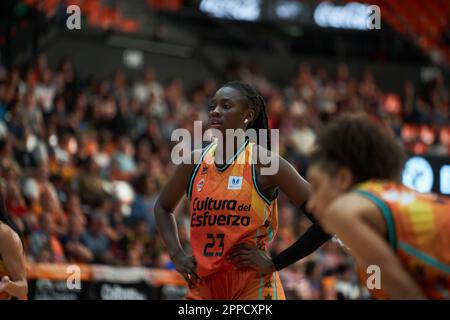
left=223, top=81, right=271, bottom=150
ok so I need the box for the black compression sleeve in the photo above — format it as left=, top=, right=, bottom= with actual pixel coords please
left=272, top=205, right=332, bottom=271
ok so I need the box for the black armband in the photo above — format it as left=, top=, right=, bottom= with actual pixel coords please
left=272, top=204, right=332, bottom=271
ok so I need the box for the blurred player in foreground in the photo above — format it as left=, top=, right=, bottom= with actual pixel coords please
left=230, top=115, right=450, bottom=299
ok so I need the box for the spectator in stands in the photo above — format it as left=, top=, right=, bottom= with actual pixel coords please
left=110, top=136, right=138, bottom=181
left=28, top=212, right=66, bottom=263
left=133, top=68, right=164, bottom=106
left=120, top=218, right=155, bottom=267
left=128, top=173, right=158, bottom=235
left=34, top=68, right=56, bottom=115
left=80, top=212, right=114, bottom=264
left=61, top=214, right=93, bottom=263
left=77, top=157, right=112, bottom=207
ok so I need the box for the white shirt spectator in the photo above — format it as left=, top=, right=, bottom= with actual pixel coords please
left=34, top=82, right=56, bottom=112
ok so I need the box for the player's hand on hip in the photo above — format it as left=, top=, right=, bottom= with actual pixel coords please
left=228, top=243, right=276, bottom=274
left=0, top=276, right=11, bottom=293
left=172, top=253, right=201, bottom=288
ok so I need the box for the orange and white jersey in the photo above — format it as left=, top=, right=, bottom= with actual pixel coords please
left=187, top=139, right=278, bottom=277
left=354, top=180, right=450, bottom=299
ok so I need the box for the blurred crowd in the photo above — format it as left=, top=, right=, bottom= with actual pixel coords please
left=0, top=54, right=448, bottom=299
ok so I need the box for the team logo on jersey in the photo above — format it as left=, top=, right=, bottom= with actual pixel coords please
left=197, top=178, right=205, bottom=192
left=382, top=190, right=415, bottom=205
left=228, top=176, right=243, bottom=190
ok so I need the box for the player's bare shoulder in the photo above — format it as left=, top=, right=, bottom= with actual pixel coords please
left=251, top=143, right=280, bottom=171
left=191, top=147, right=207, bottom=166
left=328, top=193, right=374, bottom=216
left=176, top=147, right=207, bottom=174
left=327, top=192, right=387, bottom=236
left=0, top=223, right=22, bottom=253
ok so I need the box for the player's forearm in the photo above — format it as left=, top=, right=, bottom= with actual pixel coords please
left=272, top=223, right=331, bottom=271
left=353, top=249, right=427, bottom=300
left=155, top=205, right=185, bottom=259
left=379, top=265, right=426, bottom=299
left=2, top=279, right=28, bottom=298
left=387, top=285, right=426, bottom=300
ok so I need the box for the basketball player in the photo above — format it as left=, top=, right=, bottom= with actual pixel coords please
left=230, top=115, right=450, bottom=299
left=155, top=81, right=330, bottom=300
left=0, top=194, right=28, bottom=300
